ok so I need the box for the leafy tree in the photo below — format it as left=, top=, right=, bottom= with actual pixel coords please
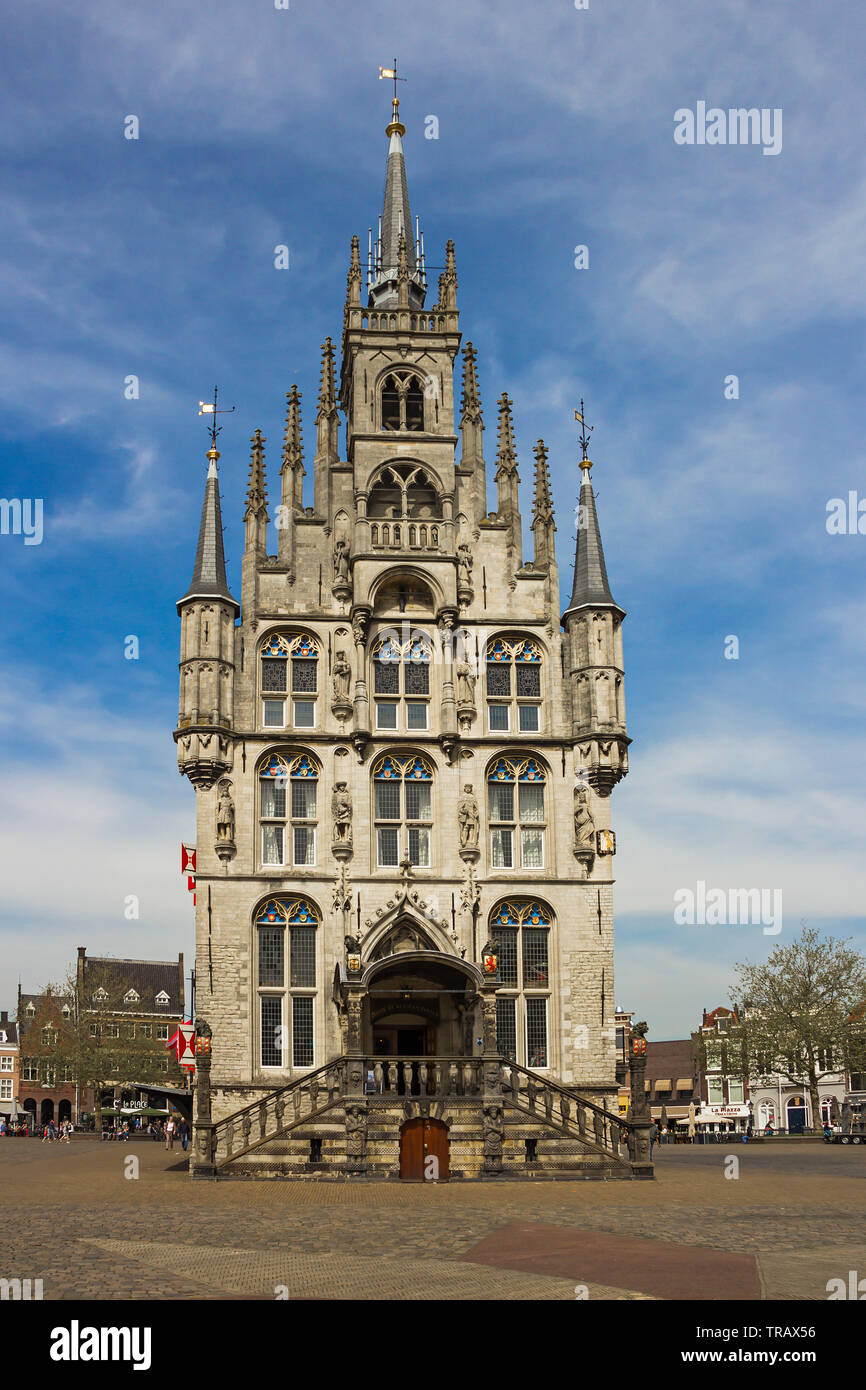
left=731, top=926, right=866, bottom=1133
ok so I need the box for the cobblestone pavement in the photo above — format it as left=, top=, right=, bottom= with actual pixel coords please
left=3, top=1138, right=864, bottom=1300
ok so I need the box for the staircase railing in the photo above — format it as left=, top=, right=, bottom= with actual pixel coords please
left=497, top=1058, right=633, bottom=1167
left=362, top=1055, right=482, bottom=1098
left=208, top=1059, right=346, bottom=1170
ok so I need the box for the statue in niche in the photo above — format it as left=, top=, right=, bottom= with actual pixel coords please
left=456, top=657, right=477, bottom=706
left=332, top=782, right=353, bottom=845
left=332, top=648, right=351, bottom=700
left=457, top=543, right=473, bottom=589
left=573, top=785, right=595, bottom=851
left=216, top=782, right=235, bottom=842
left=334, top=538, right=350, bottom=583
left=457, top=785, right=480, bottom=851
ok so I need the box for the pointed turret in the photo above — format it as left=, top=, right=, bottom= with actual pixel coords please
left=243, top=430, right=268, bottom=555
left=562, top=460, right=619, bottom=618
left=174, top=444, right=238, bottom=789
left=530, top=438, right=556, bottom=571
left=562, top=454, right=629, bottom=795
left=178, top=447, right=239, bottom=614
left=494, top=393, right=522, bottom=560
left=459, top=342, right=486, bottom=525
left=368, top=96, right=425, bottom=310
left=346, top=234, right=362, bottom=308
left=315, top=337, right=340, bottom=516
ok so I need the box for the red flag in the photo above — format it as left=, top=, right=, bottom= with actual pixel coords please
left=181, top=844, right=196, bottom=875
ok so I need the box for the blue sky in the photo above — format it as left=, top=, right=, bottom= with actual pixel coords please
left=1, top=0, right=864, bottom=1038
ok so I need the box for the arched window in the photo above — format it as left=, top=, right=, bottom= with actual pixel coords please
left=255, top=896, right=319, bottom=1069
left=380, top=371, right=424, bottom=432
left=259, top=753, right=319, bottom=868
left=486, top=637, right=543, bottom=733
left=490, top=900, right=552, bottom=1068
left=487, top=756, right=546, bottom=869
left=260, top=633, right=319, bottom=730
left=372, top=632, right=431, bottom=731
left=373, top=753, right=434, bottom=868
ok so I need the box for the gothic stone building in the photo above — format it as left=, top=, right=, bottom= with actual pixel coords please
left=175, top=94, right=647, bottom=1180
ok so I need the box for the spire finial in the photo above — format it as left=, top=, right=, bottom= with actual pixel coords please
left=379, top=60, right=407, bottom=135
left=495, top=393, right=517, bottom=475
left=317, top=337, right=337, bottom=420
left=198, top=385, right=235, bottom=453
left=575, top=399, right=594, bottom=475
left=461, top=342, right=483, bottom=426
left=244, top=430, right=268, bottom=520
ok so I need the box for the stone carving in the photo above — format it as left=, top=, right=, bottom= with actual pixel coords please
left=333, top=538, right=350, bottom=583
left=332, top=648, right=352, bottom=701
left=482, top=1104, right=504, bottom=1173
left=332, top=863, right=352, bottom=915
left=457, top=543, right=473, bottom=590
left=345, top=1104, right=367, bottom=1173
left=456, top=659, right=477, bottom=707
left=216, top=781, right=235, bottom=842
left=351, top=609, right=369, bottom=646
left=457, top=784, right=480, bottom=851
left=573, top=786, right=595, bottom=850
left=332, top=782, right=352, bottom=846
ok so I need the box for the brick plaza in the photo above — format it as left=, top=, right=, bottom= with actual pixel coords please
left=4, top=1138, right=864, bottom=1300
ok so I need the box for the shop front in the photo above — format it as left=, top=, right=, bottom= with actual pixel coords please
left=694, top=1103, right=751, bottom=1136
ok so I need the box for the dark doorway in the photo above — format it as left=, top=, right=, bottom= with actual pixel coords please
left=40, top=1099, right=54, bottom=1125
left=787, top=1098, right=806, bottom=1134
left=399, top=1117, right=450, bottom=1181
left=58, top=1099, right=72, bottom=1123
left=397, top=1027, right=425, bottom=1056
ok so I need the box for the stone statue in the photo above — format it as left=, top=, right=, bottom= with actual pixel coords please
left=344, top=933, right=361, bottom=954
left=332, top=648, right=351, bottom=700
left=456, top=658, right=477, bottom=706
left=332, top=782, right=352, bottom=845
left=333, top=538, right=350, bottom=583
left=457, top=543, right=473, bottom=589
left=573, top=786, right=595, bottom=851
left=216, top=783, right=235, bottom=842
left=457, top=784, right=480, bottom=850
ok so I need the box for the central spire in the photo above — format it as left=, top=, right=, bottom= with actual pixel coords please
left=368, top=72, right=426, bottom=310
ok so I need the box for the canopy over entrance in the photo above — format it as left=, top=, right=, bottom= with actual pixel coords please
left=353, top=950, right=484, bottom=1058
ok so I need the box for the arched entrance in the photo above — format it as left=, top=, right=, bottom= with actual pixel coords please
left=58, top=1099, right=72, bottom=1123
left=399, top=1117, right=450, bottom=1181
left=40, top=1098, right=54, bottom=1126
left=787, top=1096, right=807, bottom=1133
left=363, top=949, right=481, bottom=1069
left=23, top=1098, right=36, bottom=1130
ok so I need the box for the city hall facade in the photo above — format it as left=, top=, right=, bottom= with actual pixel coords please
left=174, top=91, right=649, bottom=1179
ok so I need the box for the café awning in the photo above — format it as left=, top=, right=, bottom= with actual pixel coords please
left=676, top=1078, right=693, bottom=1090
left=654, top=1079, right=672, bottom=1091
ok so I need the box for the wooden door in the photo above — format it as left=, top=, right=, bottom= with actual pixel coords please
left=399, top=1117, right=450, bottom=1181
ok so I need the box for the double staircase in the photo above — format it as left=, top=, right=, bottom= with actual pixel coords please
left=192, top=1054, right=651, bottom=1180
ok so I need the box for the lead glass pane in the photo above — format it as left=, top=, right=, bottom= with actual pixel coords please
left=374, top=660, right=399, bottom=695
left=488, top=704, right=509, bottom=731
left=494, top=928, right=518, bottom=986
left=292, top=996, right=314, bottom=1067
left=526, top=998, right=548, bottom=1067
left=405, top=781, right=431, bottom=821
left=516, top=665, right=541, bottom=698
left=496, top=997, right=517, bottom=1060
left=489, top=783, right=514, bottom=822
left=404, top=662, right=430, bottom=695
left=518, top=705, right=539, bottom=732
left=291, top=780, right=316, bottom=819
left=262, top=659, right=287, bottom=693
left=521, top=828, right=544, bottom=868
left=408, top=827, right=430, bottom=866
left=292, top=658, right=317, bottom=693
left=258, top=927, right=284, bottom=987
left=519, top=784, right=544, bottom=823
left=486, top=663, right=511, bottom=696
left=491, top=828, right=513, bottom=868
left=262, top=825, right=284, bottom=865
left=290, top=927, right=316, bottom=987
left=261, top=779, right=286, bottom=818
left=378, top=827, right=400, bottom=866
left=522, top=928, right=549, bottom=987
left=261, top=997, right=282, bottom=1067
left=375, top=782, right=401, bottom=820
left=293, top=826, right=315, bottom=866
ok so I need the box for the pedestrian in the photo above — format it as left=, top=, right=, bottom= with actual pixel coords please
left=649, top=1119, right=657, bottom=1159
left=48, top=1119, right=56, bottom=1142
left=165, top=1117, right=175, bottom=1150
left=178, top=1118, right=189, bottom=1152
left=41, top=1123, right=50, bottom=1143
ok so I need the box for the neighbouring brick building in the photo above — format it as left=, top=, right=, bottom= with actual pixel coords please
left=645, top=1038, right=703, bottom=1132
left=18, top=950, right=186, bottom=1126
left=0, top=1011, right=21, bottom=1125
left=174, top=88, right=649, bottom=1180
